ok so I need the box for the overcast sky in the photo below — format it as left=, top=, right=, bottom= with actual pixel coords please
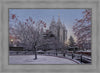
left=9, top=9, right=85, bottom=42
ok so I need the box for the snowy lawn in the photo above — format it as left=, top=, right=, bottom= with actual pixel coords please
left=9, top=55, right=78, bottom=64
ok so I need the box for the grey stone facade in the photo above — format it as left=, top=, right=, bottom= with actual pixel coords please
left=49, top=16, right=67, bottom=43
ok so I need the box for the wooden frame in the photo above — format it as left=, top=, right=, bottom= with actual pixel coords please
left=0, top=0, right=100, bottom=73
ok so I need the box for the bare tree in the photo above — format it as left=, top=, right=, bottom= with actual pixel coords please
left=9, top=13, right=46, bottom=60
left=73, top=9, right=92, bottom=50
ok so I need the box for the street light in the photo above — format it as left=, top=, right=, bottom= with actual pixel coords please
left=10, top=39, right=14, bottom=46
left=11, top=39, right=13, bottom=42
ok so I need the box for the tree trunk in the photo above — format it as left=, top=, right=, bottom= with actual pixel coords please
left=56, top=49, right=57, bottom=56
left=72, top=53, right=74, bottom=59
left=33, top=42, right=37, bottom=60
left=63, top=53, right=65, bottom=57
left=34, top=47, right=37, bottom=60
left=80, top=54, right=82, bottom=63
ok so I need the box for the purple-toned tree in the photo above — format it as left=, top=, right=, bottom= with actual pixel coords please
left=73, top=9, right=92, bottom=50
left=9, top=14, right=46, bottom=60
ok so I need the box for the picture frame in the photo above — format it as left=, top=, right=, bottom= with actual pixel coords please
left=0, top=0, right=100, bottom=73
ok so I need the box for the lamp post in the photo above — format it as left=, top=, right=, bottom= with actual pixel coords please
left=10, top=39, right=14, bottom=46
left=80, top=50, right=83, bottom=64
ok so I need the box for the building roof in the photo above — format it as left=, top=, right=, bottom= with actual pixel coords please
left=57, top=16, right=62, bottom=27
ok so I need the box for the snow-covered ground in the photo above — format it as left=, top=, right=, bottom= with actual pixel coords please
left=9, top=55, right=78, bottom=64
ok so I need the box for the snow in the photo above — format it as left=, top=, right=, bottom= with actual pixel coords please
left=82, top=55, right=91, bottom=60
left=9, top=55, right=78, bottom=64
left=77, top=50, right=91, bottom=52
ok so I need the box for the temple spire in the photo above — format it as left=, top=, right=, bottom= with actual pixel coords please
left=62, top=22, right=65, bottom=28
left=57, top=14, right=62, bottom=26
left=52, top=16, right=55, bottom=22
left=58, top=14, right=60, bottom=22
left=50, top=16, right=56, bottom=26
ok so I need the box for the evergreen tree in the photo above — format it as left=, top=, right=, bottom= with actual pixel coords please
left=68, top=36, right=75, bottom=47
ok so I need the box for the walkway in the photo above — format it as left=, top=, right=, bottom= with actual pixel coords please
left=9, top=55, right=78, bottom=64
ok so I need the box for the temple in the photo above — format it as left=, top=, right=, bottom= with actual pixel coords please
left=49, top=16, right=67, bottom=44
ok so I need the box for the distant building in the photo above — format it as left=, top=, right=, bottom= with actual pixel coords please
left=9, top=35, right=17, bottom=47
left=49, top=16, right=67, bottom=44
left=9, top=35, right=21, bottom=47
